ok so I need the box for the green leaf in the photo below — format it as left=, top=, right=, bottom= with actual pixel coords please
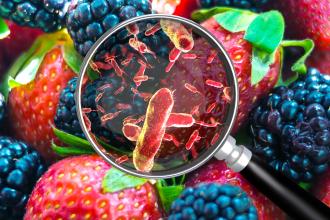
left=102, top=169, right=148, bottom=193
left=63, top=41, right=83, bottom=74
left=0, top=19, right=9, bottom=39
left=53, top=127, right=92, bottom=150
left=214, top=10, right=257, bottom=33
left=251, top=47, right=276, bottom=85
left=0, top=38, right=42, bottom=99
left=299, top=182, right=312, bottom=191
left=52, top=142, right=95, bottom=157
left=87, top=67, right=100, bottom=80
left=156, top=179, right=185, bottom=212
left=191, top=7, right=235, bottom=22
left=281, top=39, right=314, bottom=74
left=244, top=11, right=285, bottom=53
left=275, top=39, right=314, bottom=87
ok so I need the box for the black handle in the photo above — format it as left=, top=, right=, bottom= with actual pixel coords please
left=240, top=155, right=330, bottom=220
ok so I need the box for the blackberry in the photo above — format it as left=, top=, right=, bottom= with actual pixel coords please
left=0, top=0, right=70, bottom=32
left=250, top=68, right=330, bottom=182
left=0, top=137, right=46, bottom=219
left=169, top=183, right=257, bottom=220
left=0, top=93, right=5, bottom=128
left=55, top=77, right=84, bottom=138
left=66, top=0, right=152, bottom=56
left=198, top=0, right=271, bottom=12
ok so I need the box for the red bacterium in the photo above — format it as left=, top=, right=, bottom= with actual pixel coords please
left=116, top=103, right=132, bottom=110
left=95, top=92, right=104, bottom=103
left=163, top=133, right=180, bottom=147
left=185, top=130, right=201, bottom=150
left=182, top=53, right=198, bottom=60
left=184, top=83, right=200, bottom=94
left=195, top=120, right=221, bottom=128
left=205, top=79, right=224, bottom=89
left=145, top=22, right=161, bottom=36
left=166, top=113, right=195, bottom=128
left=129, top=38, right=156, bottom=58
left=206, top=102, right=217, bottom=113
left=116, top=155, right=129, bottom=164
left=133, top=88, right=174, bottom=172
left=114, top=86, right=125, bottom=95
left=122, top=123, right=142, bottom=142
left=96, top=105, right=106, bottom=114
left=101, top=111, right=121, bottom=123
left=207, top=50, right=217, bottom=64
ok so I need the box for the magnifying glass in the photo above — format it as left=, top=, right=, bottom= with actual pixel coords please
left=75, top=14, right=329, bottom=219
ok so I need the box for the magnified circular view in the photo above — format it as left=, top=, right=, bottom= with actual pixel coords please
left=77, top=15, right=237, bottom=176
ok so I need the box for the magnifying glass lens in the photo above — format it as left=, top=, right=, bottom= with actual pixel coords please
left=78, top=16, right=236, bottom=176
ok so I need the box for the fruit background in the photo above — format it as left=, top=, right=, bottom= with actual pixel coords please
left=0, top=0, right=329, bottom=219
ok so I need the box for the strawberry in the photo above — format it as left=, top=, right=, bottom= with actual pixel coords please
left=307, top=50, right=330, bottom=75
left=313, top=169, right=330, bottom=207
left=1, top=20, right=42, bottom=63
left=270, top=0, right=330, bottom=51
left=24, top=155, right=163, bottom=219
left=173, top=0, right=199, bottom=18
left=2, top=31, right=81, bottom=161
left=186, top=159, right=286, bottom=220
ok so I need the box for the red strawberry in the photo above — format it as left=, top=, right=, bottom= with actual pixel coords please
left=24, top=155, right=163, bottom=220
left=313, top=170, right=330, bottom=207
left=1, top=20, right=42, bottom=62
left=173, top=0, right=199, bottom=18
left=6, top=32, right=79, bottom=161
left=186, top=159, right=286, bottom=220
left=271, top=0, right=330, bottom=51
left=307, top=50, right=330, bottom=75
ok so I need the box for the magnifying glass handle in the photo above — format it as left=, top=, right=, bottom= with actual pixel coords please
left=215, top=136, right=330, bottom=220
left=241, top=155, right=330, bottom=220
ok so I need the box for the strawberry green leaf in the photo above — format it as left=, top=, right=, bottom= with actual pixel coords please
left=63, top=41, right=82, bottom=74
left=53, top=127, right=133, bottom=156
left=53, top=127, right=92, bottom=150
left=214, top=10, right=257, bottom=33
left=87, top=67, right=100, bottom=80
left=244, top=11, right=284, bottom=53
left=156, top=179, right=185, bottom=212
left=191, top=7, right=235, bottom=22
left=251, top=48, right=276, bottom=85
left=0, top=19, right=9, bottom=39
left=52, top=142, right=95, bottom=157
left=102, top=169, right=148, bottom=193
left=276, top=39, right=314, bottom=87
left=0, top=38, right=43, bottom=99
left=299, top=182, right=312, bottom=191
left=281, top=39, right=314, bottom=74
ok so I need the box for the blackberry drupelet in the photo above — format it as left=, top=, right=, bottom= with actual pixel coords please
left=250, top=68, right=330, bottom=183
left=0, top=93, right=5, bottom=128
left=198, top=0, right=271, bottom=12
left=0, top=137, right=46, bottom=220
left=66, top=0, right=152, bottom=56
left=169, top=183, right=257, bottom=220
left=0, top=0, right=70, bottom=32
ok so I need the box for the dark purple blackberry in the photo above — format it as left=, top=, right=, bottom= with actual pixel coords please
left=54, top=77, right=84, bottom=138
left=169, top=183, right=257, bottom=220
left=0, top=0, right=70, bottom=32
left=198, top=0, right=271, bottom=12
left=0, top=93, right=5, bottom=128
left=66, top=0, right=152, bottom=56
left=0, top=136, right=46, bottom=220
left=249, top=68, right=330, bottom=182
